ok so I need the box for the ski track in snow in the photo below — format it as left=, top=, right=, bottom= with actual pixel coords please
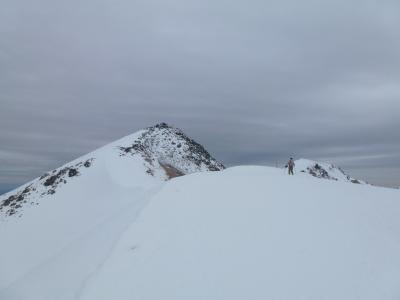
left=2, top=167, right=400, bottom=300
left=0, top=123, right=224, bottom=298
left=79, top=167, right=400, bottom=300
left=74, top=187, right=162, bottom=300
left=0, top=186, right=163, bottom=300
left=2, top=124, right=399, bottom=300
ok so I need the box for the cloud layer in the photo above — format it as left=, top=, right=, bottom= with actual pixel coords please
left=1, top=0, right=400, bottom=190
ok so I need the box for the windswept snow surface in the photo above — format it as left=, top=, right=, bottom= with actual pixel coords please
left=0, top=129, right=162, bottom=295
left=0, top=123, right=223, bottom=299
left=1, top=125, right=399, bottom=299
left=78, top=166, right=400, bottom=300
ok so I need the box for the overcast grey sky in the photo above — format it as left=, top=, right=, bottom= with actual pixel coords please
left=1, top=0, right=400, bottom=193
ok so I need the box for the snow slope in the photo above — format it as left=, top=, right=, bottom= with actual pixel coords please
left=0, top=123, right=223, bottom=295
left=295, top=158, right=367, bottom=184
left=79, top=167, right=400, bottom=300
left=1, top=125, right=400, bottom=300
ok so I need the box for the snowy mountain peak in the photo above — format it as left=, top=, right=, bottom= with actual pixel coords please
left=119, top=122, right=224, bottom=177
left=2, top=129, right=400, bottom=300
left=295, top=158, right=366, bottom=184
left=0, top=123, right=224, bottom=218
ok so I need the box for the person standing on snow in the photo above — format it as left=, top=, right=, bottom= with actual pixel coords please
left=287, top=158, right=295, bottom=175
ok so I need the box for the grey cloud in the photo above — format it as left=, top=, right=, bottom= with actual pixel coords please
left=1, top=0, right=400, bottom=192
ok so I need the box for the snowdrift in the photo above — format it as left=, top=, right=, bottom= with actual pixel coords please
left=0, top=123, right=223, bottom=293
left=1, top=124, right=399, bottom=300
left=78, top=167, right=400, bottom=300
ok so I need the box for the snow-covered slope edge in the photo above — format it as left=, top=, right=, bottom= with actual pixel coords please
left=295, top=158, right=367, bottom=184
left=0, top=122, right=224, bottom=218
left=0, top=123, right=224, bottom=292
left=79, top=166, right=400, bottom=300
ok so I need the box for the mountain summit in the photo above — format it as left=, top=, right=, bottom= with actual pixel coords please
left=0, top=123, right=224, bottom=293
left=0, top=123, right=224, bottom=218
left=118, top=122, right=224, bottom=176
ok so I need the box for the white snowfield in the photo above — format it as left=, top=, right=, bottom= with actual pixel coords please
left=80, top=167, right=400, bottom=300
left=0, top=129, right=162, bottom=294
left=1, top=125, right=400, bottom=300
left=0, top=124, right=223, bottom=297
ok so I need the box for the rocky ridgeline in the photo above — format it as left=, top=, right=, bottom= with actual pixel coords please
left=119, top=123, right=224, bottom=177
left=0, top=158, right=94, bottom=217
left=298, top=161, right=362, bottom=184
left=301, top=163, right=339, bottom=181
left=0, top=123, right=225, bottom=218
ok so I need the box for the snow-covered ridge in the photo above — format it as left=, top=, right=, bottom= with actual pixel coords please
left=78, top=167, right=400, bottom=300
left=0, top=123, right=224, bottom=218
left=0, top=123, right=224, bottom=293
left=0, top=158, right=95, bottom=217
left=295, top=158, right=367, bottom=184
left=1, top=131, right=400, bottom=299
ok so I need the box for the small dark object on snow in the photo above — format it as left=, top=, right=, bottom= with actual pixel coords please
left=68, top=168, right=78, bottom=177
